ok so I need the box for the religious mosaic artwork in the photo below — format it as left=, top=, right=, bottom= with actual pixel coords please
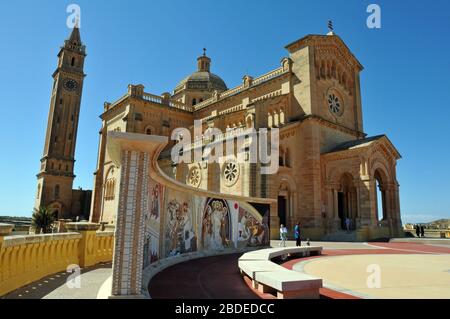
left=143, top=180, right=164, bottom=268
left=143, top=231, right=159, bottom=268
left=237, top=206, right=269, bottom=247
left=201, top=198, right=231, bottom=250
left=149, top=183, right=163, bottom=220
left=164, top=197, right=197, bottom=257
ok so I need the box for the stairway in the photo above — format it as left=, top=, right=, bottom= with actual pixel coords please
left=322, top=230, right=358, bottom=242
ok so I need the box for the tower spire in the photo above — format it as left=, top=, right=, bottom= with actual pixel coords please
left=63, top=24, right=85, bottom=55
left=68, top=24, right=81, bottom=45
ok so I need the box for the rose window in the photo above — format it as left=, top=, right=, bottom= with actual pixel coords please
left=188, top=167, right=201, bottom=187
left=223, top=161, right=239, bottom=186
left=328, top=93, right=342, bottom=115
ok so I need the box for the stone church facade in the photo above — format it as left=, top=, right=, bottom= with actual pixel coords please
left=34, top=27, right=91, bottom=220
left=90, top=31, right=402, bottom=240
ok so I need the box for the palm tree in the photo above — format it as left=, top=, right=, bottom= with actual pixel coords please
left=31, top=206, right=56, bottom=234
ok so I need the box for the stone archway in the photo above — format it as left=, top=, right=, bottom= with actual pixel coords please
left=277, top=176, right=297, bottom=230
left=337, top=173, right=358, bottom=230
left=49, top=202, right=63, bottom=220
left=326, top=167, right=359, bottom=232
left=370, top=161, right=393, bottom=224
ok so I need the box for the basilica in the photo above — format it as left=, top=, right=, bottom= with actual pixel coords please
left=87, top=29, right=402, bottom=240
left=35, top=26, right=403, bottom=240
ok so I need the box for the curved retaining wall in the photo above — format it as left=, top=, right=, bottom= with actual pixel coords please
left=106, top=132, right=276, bottom=298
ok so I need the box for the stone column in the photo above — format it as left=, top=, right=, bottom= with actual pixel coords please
left=325, top=185, right=338, bottom=232
left=358, top=176, right=375, bottom=226
left=111, top=150, right=149, bottom=298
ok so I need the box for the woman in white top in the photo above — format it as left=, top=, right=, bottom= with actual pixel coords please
left=279, top=224, right=288, bottom=247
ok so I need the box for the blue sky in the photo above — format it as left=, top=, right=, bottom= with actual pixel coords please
left=0, top=0, right=449, bottom=224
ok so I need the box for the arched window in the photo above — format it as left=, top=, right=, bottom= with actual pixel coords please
left=54, top=185, right=60, bottom=198
left=279, top=110, right=285, bottom=125
left=71, top=57, right=75, bottom=66
left=192, top=98, right=197, bottom=106
left=268, top=113, right=273, bottom=128
left=274, top=112, right=279, bottom=127
left=37, top=184, right=41, bottom=199
left=105, top=178, right=116, bottom=201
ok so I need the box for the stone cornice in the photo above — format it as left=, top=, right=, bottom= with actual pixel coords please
left=300, top=114, right=365, bottom=138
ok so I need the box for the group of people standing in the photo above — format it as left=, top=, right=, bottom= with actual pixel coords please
left=279, top=222, right=302, bottom=247
left=415, top=224, right=426, bottom=237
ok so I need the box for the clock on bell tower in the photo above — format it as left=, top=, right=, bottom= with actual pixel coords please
left=34, top=25, right=87, bottom=219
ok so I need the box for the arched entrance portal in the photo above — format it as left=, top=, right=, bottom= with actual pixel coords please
left=277, top=181, right=292, bottom=229
left=337, top=173, right=357, bottom=230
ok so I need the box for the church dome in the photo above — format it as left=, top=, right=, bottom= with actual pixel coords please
left=174, top=50, right=227, bottom=94
left=176, top=71, right=227, bottom=92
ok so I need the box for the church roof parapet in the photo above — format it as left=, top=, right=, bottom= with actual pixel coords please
left=102, top=87, right=194, bottom=117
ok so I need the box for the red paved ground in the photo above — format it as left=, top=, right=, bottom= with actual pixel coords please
left=149, top=253, right=259, bottom=299
left=148, top=243, right=450, bottom=299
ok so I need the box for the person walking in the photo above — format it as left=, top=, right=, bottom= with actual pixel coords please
left=294, top=222, right=301, bottom=247
left=420, top=225, right=425, bottom=238
left=345, top=217, right=351, bottom=233
left=279, top=224, right=288, bottom=247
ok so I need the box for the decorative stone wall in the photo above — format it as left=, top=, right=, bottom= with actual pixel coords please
left=107, top=132, right=272, bottom=298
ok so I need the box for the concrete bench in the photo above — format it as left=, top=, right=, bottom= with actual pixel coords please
left=255, top=271, right=322, bottom=299
left=238, top=246, right=323, bottom=299
left=239, top=246, right=322, bottom=261
left=238, top=260, right=290, bottom=288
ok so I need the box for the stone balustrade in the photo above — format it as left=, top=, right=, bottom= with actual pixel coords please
left=194, top=66, right=289, bottom=111
left=142, top=92, right=193, bottom=112
left=251, top=67, right=285, bottom=86
left=0, top=222, right=114, bottom=297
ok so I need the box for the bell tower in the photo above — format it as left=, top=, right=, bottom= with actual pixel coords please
left=34, top=25, right=86, bottom=219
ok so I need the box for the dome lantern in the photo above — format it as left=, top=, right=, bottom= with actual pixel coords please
left=197, top=48, right=211, bottom=72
